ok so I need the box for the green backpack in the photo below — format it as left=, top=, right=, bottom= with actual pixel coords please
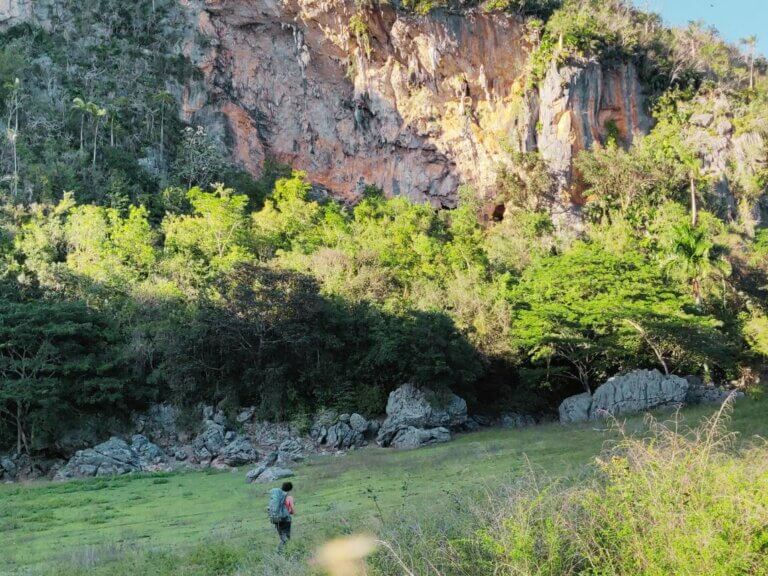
left=267, top=488, right=290, bottom=524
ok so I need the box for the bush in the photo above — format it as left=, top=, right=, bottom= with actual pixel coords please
left=371, top=402, right=768, bottom=575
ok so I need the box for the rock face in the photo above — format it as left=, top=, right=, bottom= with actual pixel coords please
left=590, top=370, right=689, bottom=418
left=54, top=436, right=170, bottom=481
left=0, top=0, right=655, bottom=213
left=173, top=0, right=652, bottom=211
left=377, top=384, right=467, bottom=448
left=559, top=370, right=690, bottom=424
left=311, top=411, right=374, bottom=450
left=192, top=418, right=259, bottom=467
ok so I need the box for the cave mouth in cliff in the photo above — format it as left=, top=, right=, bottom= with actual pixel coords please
left=492, top=204, right=506, bottom=222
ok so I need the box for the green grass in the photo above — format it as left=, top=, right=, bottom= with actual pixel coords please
left=1, top=398, right=766, bottom=575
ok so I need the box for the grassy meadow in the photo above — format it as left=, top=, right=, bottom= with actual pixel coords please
left=1, top=398, right=767, bottom=575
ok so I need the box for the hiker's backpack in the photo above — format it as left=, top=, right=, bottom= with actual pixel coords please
left=267, top=488, right=290, bottom=524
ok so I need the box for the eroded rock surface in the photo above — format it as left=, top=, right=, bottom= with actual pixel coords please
left=377, top=383, right=467, bottom=447
left=559, top=370, right=691, bottom=424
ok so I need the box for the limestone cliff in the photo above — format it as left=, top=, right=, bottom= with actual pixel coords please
left=176, top=0, right=653, bottom=212
left=0, top=0, right=653, bottom=213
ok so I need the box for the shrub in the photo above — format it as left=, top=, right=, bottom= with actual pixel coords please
left=372, top=402, right=768, bottom=575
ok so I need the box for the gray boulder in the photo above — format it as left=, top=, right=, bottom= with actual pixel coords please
left=498, top=413, right=536, bottom=428
left=0, top=455, right=17, bottom=480
left=559, top=392, right=593, bottom=424
left=377, top=384, right=467, bottom=446
left=55, top=437, right=142, bottom=480
left=590, top=369, right=688, bottom=418
left=277, top=438, right=304, bottom=463
left=214, top=435, right=259, bottom=467
left=246, top=464, right=295, bottom=484
left=349, top=413, right=368, bottom=433
left=390, top=427, right=451, bottom=449
left=192, top=420, right=227, bottom=461
left=311, top=411, right=368, bottom=450
left=559, top=370, right=691, bottom=424
left=131, top=434, right=169, bottom=470
left=236, top=406, right=256, bottom=423
left=256, top=467, right=295, bottom=483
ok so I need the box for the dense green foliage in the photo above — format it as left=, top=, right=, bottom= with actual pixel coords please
left=0, top=0, right=766, bottom=455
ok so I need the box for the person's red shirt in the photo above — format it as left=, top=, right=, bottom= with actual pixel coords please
left=285, top=495, right=295, bottom=515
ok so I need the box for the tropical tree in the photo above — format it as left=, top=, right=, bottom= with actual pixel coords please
left=661, top=222, right=730, bottom=307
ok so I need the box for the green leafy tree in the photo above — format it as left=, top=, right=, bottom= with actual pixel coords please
left=0, top=298, right=132, bottom=454
left=509, top=240, right=729, bottom=392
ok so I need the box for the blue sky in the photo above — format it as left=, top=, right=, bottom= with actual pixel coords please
left=636, top=0, right=767, bottom=55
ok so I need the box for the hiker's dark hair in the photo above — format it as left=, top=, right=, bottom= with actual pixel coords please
left=282, top=482, right=293, bottom=492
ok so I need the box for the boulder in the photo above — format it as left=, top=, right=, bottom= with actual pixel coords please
left=349, top=413, right=368, bottom=433
left=131, top=434, right=169, bottom=470
left=559, top=370, right=692, bottom=424
left=214, top=435, right=259, bottom=467
left=0, top=455, right=17, bottom=479
left=236, top=406, right=256, bottom=423
left=277, top=438, right=304, bottom=463
left=498, top=413, right=536, bottom=428
left=134, top=404, right=179, bottom=448
left=192, top=420, right=227, bottom=461
left=54, top=437, right=142, bottom=480
left=389, top=427, right=451, bottom=449
left=256, top=467, right=295, bottom=483
left=590, top=370, right=689, bottom=418
left=246, top=464, right=295, bottom=484
left=377, top=384, right=467, bottom=446
left=311, top=411, right=368, bottom=450
left=559, top=392, right=593, bottom=424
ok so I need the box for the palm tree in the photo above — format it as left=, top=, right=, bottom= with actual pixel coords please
left=740, top=35, right=758, bottom=90
left=72, top=97, right=88, bottom=153
left=663, top=222, right=730, bottom=307
left=73, top=98, right=106, bottom=168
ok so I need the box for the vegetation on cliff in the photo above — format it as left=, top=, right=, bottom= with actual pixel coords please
left=0, top=0, right=767, bottom=456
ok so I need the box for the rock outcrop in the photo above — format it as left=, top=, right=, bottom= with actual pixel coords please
left=54, top=436, right=170, bottom=481
left=559, top=370, right=690, bottom=424
left=377, top=384, right=467, bottom=448
left=311, top=410, right=376, bottom=450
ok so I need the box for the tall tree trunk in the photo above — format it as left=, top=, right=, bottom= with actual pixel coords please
left=80, top=114, right=84, bottom=152
left=92, top=120, right=99, bottom=169
left=690, top=173, right=698, bottom=227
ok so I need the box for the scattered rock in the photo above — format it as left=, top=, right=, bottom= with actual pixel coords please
left=214, top=435, right=258, bottom=467
left=237, top=406, right=256, bottom=423
left=390, top=426, right=451, bottom=449
left=131, top=434, right=169, bottom=470
left=377, top=384, right=467, bottom=447
left=559, top=392, right=593, bottom=424
left=498, top=413, right=536, bottom=428
left=277, top=438, right=304, bottom=463
left=685, top=375, right=745, bottom=405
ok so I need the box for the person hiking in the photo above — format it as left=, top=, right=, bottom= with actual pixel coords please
left=267, top=481, right=295, bottom=549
